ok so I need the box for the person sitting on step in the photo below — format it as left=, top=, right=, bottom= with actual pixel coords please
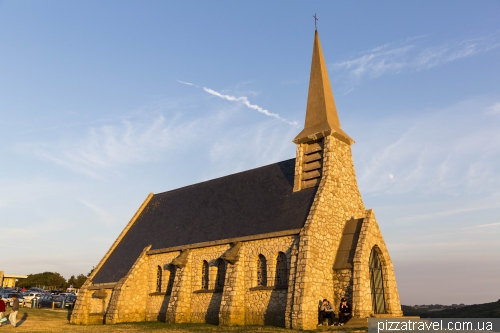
left=338, top=297, right=352, bottom=326
left=318, top=298, right=335, bottom=326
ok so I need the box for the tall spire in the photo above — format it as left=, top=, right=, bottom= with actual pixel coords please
left=293, top=30, right=353, bottom=145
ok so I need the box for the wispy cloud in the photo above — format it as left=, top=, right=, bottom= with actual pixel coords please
left=34, top=115, right=188, bottom=179
left=30, top=94, right=297, bottom=181
left=461, top=222, right=500, bottom=230
left=331, top=31, right=500, bottom=81
left=485, top=102, right=500, bottom=115
left=394, top=193, right=500, bottom=222
left=176, top=80, right=297, bottom=125
left=206, top=120, right=298, bottom=179
left=202, top=87, right=298, bottom=126
left=356, top=98, right=500, bottom=196
left=79, top=199, right=116, bottom=227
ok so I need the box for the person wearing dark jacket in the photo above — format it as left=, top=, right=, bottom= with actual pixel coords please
left=318, top=299, right=335, bottom=326
left=9, top=294, right=19, bottom=328
left=0, top=298, right=6, bottom=322
left=338, top=298, right=352, bottom=326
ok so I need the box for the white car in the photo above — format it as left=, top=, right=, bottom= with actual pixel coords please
left=22, top=292, right=42, bottom=306
left=1, top=293, right=25, bottom=307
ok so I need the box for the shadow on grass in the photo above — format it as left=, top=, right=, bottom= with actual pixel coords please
left=16, top=312, right=29, bottom=327
left=66, top=307, right=74, bottom=322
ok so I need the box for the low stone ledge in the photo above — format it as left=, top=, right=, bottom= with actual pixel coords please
left=249, top=285, right=288, bottom=291
left=88, top=282, right=116, bottom=290
left=148, top=292, right=170, bottom=296
left=193, top=289, right=223, bottom=294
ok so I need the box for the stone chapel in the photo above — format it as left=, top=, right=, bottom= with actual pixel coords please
left=71, top=30, right=403, bottom=330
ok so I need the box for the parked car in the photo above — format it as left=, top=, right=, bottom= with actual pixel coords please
left=0, top=288, right=15, bottom=294
left=28, top=288, right=46, bottom=293
left=36, top=294, right=56, bottom=308
left=50, top=290, right=62, bottom=295
left=22, top=292, right=42, bottom=306
left=1, top=293, right=25, bottom=307
left=63, top=295, right=77, bottom=308
left=37, top=294, right=69, bottom=308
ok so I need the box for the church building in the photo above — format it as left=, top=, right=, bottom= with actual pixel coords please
left=71, top=30, right=403, bottom=330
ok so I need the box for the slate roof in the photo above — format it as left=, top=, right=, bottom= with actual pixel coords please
left=93, top=158, right=317, bottom=283
left=333, top=218, right=364, bottom=269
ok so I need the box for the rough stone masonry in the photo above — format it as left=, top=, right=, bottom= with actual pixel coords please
left=71, top=30, right=403, bottom=330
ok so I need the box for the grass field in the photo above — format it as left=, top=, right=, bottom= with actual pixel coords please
left=0, top=307, right=366, bottom=332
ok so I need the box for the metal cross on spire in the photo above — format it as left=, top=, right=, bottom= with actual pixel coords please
left=313, top=13, right=318, bottom=30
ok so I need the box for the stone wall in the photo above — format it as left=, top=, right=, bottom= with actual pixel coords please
left=242, top=236, right=297, bottom=326
left=106, top=235, right=294, bottom=326
left=189, top=244, right=230, bottom=324
left=333, top=268, right=353, bottom=306
left=95, top=235, right=298, bottom=326
left=290, top=135, right=366, bottom=330
left=146, top=251, right=179, bottom=321
left=71, top=282, right=114, bottom=324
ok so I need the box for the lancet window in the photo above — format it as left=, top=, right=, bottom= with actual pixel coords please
left=215, top=258, right=226, bottom=291
left=156, top=265, right=162, bottom=292
left=275, top=252, right=288, bottom=287
left=201, top=260, right=209, bottom=290
left=369, top=248, right=387, bottom=314
left=257, top=254, right=267, bottom=286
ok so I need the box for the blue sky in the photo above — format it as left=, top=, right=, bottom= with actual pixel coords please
left=1, top=1, right=499, bottom=305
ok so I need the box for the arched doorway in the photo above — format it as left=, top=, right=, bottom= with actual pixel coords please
left=369, top=248, right=386, bottom=314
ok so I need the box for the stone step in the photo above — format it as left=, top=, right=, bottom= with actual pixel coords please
left=318, top=317, right=368, bottom=328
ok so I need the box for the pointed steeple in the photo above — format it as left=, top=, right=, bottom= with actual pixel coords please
left=293, top=30, right=353, bottom=145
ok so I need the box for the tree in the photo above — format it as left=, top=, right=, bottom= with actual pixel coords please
left=22, top=272, right=67, bottom=289
left=68, top=274, right=88, bottom=288
left=67, top=275, right=77, bottom=288
left=75, top=274, right=88, bottom=288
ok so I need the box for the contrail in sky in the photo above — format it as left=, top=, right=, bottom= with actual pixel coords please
left=177, top=80, right=196, bottom=86
left=177, top=79, right=297, bottom=126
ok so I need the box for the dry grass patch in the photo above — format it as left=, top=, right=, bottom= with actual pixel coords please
left=2, top=307, right=366, bottom=333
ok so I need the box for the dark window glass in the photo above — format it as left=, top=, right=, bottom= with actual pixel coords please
left=369, top=248, right=387, bottom=314
left=215, top=259, right=226, bottom=291
left=275, top=252, right=288, bottom=287
left=201, top=260, right=209, bottom=290
left=156, top=265, right=162, bottom=292
left=257, top=254, right=267, bottom=286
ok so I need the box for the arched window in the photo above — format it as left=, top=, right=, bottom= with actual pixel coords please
left=215, top=259, right=226, bottom=291
left=257, top=254, right=267, bottom=286
left=156, top=265, right=162, bottom=292
left=275, top=252, right=288, bottom=287
left=369, top=248, right=386, bottom=314
left=201, top=260, right=209, bottom=290
left=165, top=264, right=176, bottom=295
